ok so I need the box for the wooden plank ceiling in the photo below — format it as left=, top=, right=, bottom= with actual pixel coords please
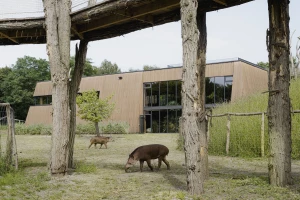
left=0, top=0, right=252, bottom=45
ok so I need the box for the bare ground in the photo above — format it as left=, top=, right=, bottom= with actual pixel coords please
left=1, top=133, right=300, bottom=200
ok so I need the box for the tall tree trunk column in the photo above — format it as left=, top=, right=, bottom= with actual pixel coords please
left=68, top=40, right=89, bottom=168
left=180, top=0, right=208, bottom=195
left=267, top=0, right=291, bottom=186
left=43, top=0, right=71, bottom=176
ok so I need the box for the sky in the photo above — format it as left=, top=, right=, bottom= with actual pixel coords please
left=0, top=0, right=299, bottom=72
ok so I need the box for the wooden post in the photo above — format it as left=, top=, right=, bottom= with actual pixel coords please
left=5, top=105, right=12, bottom=166
left=267, top=0, right=291, bottom=186
left=226, top=114, right=231, bottom=155
left=207, top=116, right=210, bottom=145
left=44, top=0, right=72, bottom=176
left=261, top=112, right=265, bottom=157
left=10, top=108, right=18, bottom=170
left=180, top=0, right=208, bottom=193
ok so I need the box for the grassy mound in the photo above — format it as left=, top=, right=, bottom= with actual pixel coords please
left=208, top=78, right=300, bottom=159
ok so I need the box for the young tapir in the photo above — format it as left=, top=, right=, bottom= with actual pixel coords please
left=125, top=144, right=170, bottom=172
left=88, top=136, right=110, bottom=149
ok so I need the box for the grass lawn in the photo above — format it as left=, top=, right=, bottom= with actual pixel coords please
left=1, top=133, right=300, bottom=200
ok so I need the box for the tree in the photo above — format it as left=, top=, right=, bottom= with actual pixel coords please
left=70, top=56, right=98, bottom=77
left=257, top=62, right=269, bottom=69
left=267, top=0, right=291, bottom=186
left=128, top=68, right=141, bottom=72
left=43, top=0, right=71, bottom=176
left=97, top=59, right=121, bottom=75
left=143, top=65, right=160, bottom=71
left=180, top=0, right=208, bottom=195
left=76, top=90, right=115, bottom=136
left=295, top=36, right=300, bottom=78
left=0, top=57, right=50, bottom=120
left=68, top=41, right=89, bottom=169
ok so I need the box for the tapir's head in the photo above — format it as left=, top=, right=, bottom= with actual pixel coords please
left=125, top=155, right=137, bottom=172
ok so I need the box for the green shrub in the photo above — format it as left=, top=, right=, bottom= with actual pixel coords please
left=101, top=121, right=129, bottom=134
left=75, top=123, right=95, bottom=135
left=15, top=124, right=52, bottom=135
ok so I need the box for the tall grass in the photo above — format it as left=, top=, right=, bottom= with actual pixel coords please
left=208, top=78, right=300, bottom=159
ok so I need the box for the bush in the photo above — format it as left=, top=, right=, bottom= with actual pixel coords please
left=15, top=124, right=52, bottom=135
left=75, top=123, right=95, bottom=135
left=101, top=122, right=129, bottom=134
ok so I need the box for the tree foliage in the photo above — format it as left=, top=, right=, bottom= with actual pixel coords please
left=257, top=61, right=269, bottom=69
left=143, top=65, right=160, bottom=71
left=70, top=56, right=98, bottom=77
left=0, top=56, right=50, bottom=119
left=97, top=59, right=121, bottom=75
left=76, top=90, right=115, bottom=135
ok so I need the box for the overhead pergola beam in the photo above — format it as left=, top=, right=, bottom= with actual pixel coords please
left=0, top=31, right=18, bottom=44
left=71, top=26, right=84, bottom=40
left=213, top=0, right=227, bottom=6
left=76, top=0, right=179, bottom=33
left=0, top=0, right=253, bottom=45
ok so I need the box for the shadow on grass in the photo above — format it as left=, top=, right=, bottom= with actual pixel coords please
left=18, top=159, right=47, bottom=169
left=209, top=160, right=300, bottom=194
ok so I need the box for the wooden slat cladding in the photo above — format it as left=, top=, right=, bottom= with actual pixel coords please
left=33, top=81, right=52, bottom=96
left=206, top=62, right=234, bottom=77
left=142, top=68, right=182, bottom=82
left=25, top=105, right=52, bottom=125
left=26, top=60, right=268, bottom=132
left=231, top=62, right=268, bottom=101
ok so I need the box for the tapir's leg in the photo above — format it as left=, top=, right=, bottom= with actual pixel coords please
left=146, top=159, right=154, bottom=171
left=104, top=143, right=107, bottom=149
left=100, top=144, right=103, bottom=149
left=162, top=157, right=170, bottom=170
left=94, top=144, right=97, bottom=149
left=158, top=158, right=162, bottom=169
left=140, top=161, right=144, bottom=172
left=88, top=143, right=92, bottom=148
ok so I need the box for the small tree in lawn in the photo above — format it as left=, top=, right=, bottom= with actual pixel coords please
left=76, top=90, right=115, bottom=136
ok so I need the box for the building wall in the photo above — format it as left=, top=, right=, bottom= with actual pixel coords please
left=26, top=60, right=268, bottom=132
left=231, top=62, right=268, bottom=101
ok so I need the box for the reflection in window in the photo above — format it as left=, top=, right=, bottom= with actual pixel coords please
left=160, top=82, right=168, bottom=106
left=152, top=83, right=159, bottom=107
left=160, top=110, right=167, bottom=133
left=144, top=80, right=181, bottom=107
left=34, top=95, right=52, bottom=105
left=152, top=111, right=159, bottom=133
left=168, top=81, right=177, bottom=105
left=205, top=76, right=233, bottom=104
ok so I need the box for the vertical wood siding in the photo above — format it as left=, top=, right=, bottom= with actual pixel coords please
left=26, top=61, right=268, bottom=132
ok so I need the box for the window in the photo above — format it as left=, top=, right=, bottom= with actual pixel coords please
left=205, top=76, right=233, bottom=105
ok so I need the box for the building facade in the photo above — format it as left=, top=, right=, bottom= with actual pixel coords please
left=25, top=58, right=268, bottom=133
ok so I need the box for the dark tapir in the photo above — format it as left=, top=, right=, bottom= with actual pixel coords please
left=125, top=144, right=170, bottom=172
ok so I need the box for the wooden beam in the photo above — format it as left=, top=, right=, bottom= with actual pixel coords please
left=76, top=0, right=179, bottom=33
left=71, top=26, right=84, bottom=40
left=213, top=0, right=227, bottom=6
left=0, top=31, right=18, bottom=44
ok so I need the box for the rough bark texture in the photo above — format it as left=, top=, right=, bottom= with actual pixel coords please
left=95, top=122, right=100, bottom=136
left=68, top=40, right=88, bottom=169
left=180, top=0, right=208, bottom=195
left=267, top=0, right=291, bottom=186
left=44, top=0, right=72, bottom=176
